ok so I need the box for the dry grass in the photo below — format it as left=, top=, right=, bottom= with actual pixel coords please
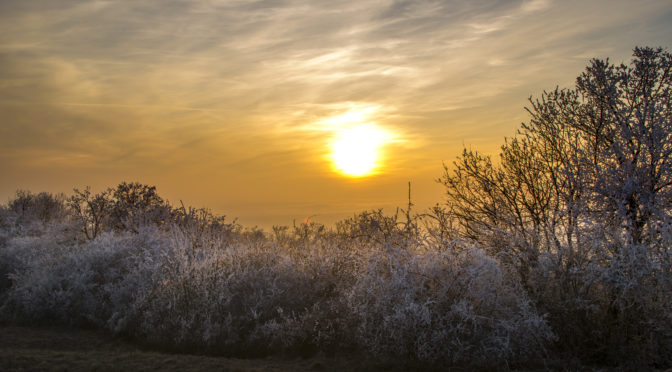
left=3, top=326, right=664, bottom=372
left=0, top=326, right=383, bottom=372
left=0, top=326, right=640, bottom=372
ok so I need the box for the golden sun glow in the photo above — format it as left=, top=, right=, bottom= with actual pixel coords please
left=331, top=124, right=387, bottom=177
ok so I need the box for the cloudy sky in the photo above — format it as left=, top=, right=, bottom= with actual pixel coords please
left=1, top=0, right=671, bottom=228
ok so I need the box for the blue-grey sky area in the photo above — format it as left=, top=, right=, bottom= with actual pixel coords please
left=1, top=0, right=671, bottom=228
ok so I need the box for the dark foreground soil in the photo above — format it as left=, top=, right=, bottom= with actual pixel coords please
left=4, top=326, right=663, bottom=372
left=0, top=326, right=380, bottom=372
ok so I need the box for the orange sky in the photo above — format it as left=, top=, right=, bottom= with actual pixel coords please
left=1, top=0, right=671, bottom=229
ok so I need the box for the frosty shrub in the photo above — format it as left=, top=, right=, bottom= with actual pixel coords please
left=8, top=190, right=68, bottom=225
left=135, top=220, right=376, bottom=357
left=0, top=193, right=554, bottom=368
left=135, top=226, right=318, bottom=355
left=0, top=202, right=80, bottom=308
left=348, top=243, right=553, bottom=367
left=0, top=227, right=167, bottom=330
left=529, top=229, right=672, bottom=367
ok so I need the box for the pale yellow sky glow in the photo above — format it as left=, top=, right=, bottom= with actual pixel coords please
left=1, top=0, right=671, bottom=228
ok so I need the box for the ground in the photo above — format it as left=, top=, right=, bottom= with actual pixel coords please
left=2, top=326, right=656, bottom=371
left=0, top=326, right=380, bottom=372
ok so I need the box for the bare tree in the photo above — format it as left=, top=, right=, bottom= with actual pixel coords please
left=109, top=182, right=171, bottom=233
left=440, top=46, right=672, bottom=261
left=439, top=46, right=672, bottom=366
left=69, top=187, right=111, bottom=240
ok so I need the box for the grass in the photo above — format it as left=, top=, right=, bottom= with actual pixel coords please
left=0, top=326, right=383, bottom=372
left=2, top=326, right=642, bottom=372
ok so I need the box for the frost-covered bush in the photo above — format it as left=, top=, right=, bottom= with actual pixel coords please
left=0, top=214, right=80, bottom=306
left=137, top=231, right=310, bottom=354
left=135, top=224, right=368, bottom=357
left=348, top=243, right=553, bottom=367
left=0, top=228, right=167, bottom=330
left=601, top=242, right=672, bottom=365
left=0, top=204, right=554, bottom=368
left=529, top=231, right=672, bottom=367
left=7, top=190, right=68, bottom=225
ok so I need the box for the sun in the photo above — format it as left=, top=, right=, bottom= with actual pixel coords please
left=331, top=124, right=387, bottom=177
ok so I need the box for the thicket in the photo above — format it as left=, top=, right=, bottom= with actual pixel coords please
left=1, top=47, right=671, bottom=369
left=0, top=185, right=550, bottom=369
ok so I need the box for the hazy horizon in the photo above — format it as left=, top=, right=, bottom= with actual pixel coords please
left=2, top=0, right=671, bottom=229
